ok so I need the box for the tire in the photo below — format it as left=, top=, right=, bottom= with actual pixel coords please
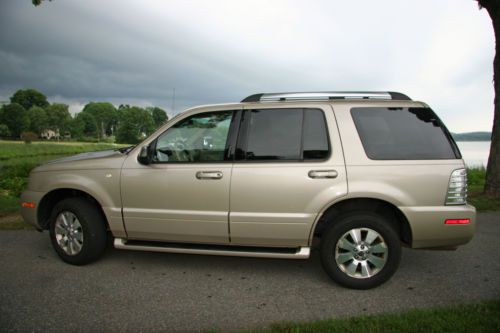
left=320, top=211, right=401, bottom=289
left=49, top=197, right=107, bottom=265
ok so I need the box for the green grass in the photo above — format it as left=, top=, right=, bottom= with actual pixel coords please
left=240, top=300, right=500, bottom=333
left=0, top=140, right=124, bottom=159
left=0, top=191, right=19, bottom=215
left=0, top=193, right=32, bottom=230
left=467, top=167, right=500, bottom=211
left=0, top=140, right=125, bottom=216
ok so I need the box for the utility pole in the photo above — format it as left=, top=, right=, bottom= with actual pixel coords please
left=171, top=88, right=176, bottom=113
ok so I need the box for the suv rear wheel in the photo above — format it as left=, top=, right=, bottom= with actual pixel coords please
left=49, top=197, right=107, bottom=265
left=320, top=212, right=401, bottom=289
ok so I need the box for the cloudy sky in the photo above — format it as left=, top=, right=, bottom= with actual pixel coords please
left=0, top=0, right=494, bottom=132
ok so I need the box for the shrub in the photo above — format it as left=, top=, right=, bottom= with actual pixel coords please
left=21, top=131, right=38, bottom=144
left=0, top=124, right=11, bottom=137
left=0, top=177, right=28, bottom=197
left=467, top=167, right=486, bottom=186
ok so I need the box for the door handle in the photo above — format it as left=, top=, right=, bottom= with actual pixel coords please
left=196, top=171, right=223, bottom=180
left=308, top=170, right=338, bottom=179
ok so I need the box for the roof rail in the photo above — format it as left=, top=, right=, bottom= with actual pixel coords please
left=241, top=91, right=412, bottom=102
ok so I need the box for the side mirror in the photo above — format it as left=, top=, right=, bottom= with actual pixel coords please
left=138, top=145, right=153, bottom=165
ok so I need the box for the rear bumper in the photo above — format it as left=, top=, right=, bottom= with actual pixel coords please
left=20, top=190, right=45, bottom=230
left=401, top=204, right=476, bottom=248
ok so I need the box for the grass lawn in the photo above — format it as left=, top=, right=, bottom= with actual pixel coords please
left=240, top=300, right=500, bottom=333
left=0, top=140, right=126, bottom=230
left=467, top=167, right=500, bottom=211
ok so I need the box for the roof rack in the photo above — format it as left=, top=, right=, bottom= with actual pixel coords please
left=241, top=91, right=412, bottom=103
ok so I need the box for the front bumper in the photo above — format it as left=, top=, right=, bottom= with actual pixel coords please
left=20, top=190, right=46, bottom=230
left=401, top=204, right=476, bottom=248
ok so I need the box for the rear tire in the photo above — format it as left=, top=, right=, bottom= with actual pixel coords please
left=320, top=211, right=401, bottom=289
left=49, top=197, right=107, bottom=265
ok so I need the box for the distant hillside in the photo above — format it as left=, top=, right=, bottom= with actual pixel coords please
left=451, top=132, right=492, bottom=142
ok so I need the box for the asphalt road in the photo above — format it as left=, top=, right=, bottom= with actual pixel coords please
left=1, top=213, right=499, bottom=333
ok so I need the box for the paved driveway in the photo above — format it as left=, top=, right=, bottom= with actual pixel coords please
left=1, top=213, right=499, bottom=332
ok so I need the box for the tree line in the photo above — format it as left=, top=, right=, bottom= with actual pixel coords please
left=0, top=89, right=168, bottom=144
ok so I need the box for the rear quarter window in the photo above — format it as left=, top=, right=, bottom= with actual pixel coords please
left=351, top=107, right=460, bottom=160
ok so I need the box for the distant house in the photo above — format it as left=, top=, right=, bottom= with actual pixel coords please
left=40, top=129, right=71, bottom=140
left=41, top=129, right=59, bottom=140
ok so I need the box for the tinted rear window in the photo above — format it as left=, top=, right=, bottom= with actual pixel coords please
left=242, top=108, right=330, bottom=161
left=351, top=107, right=460, bottom=160
left=246, top=108, right=303, bottom=160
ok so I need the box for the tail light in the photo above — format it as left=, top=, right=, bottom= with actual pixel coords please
left=445, top=168, right=467, bottom=205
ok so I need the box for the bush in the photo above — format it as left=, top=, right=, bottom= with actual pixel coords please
left=0, top=124, right=11, bottom=137
left=0, top=177, right=28, bottom=197
left=467, top=167, right=486, bottom=186
left=102, top=135, right=116, bottom=143
left=20, top=131, right=38, bottom=144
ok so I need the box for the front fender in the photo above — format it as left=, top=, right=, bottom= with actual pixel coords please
left=29, top=169, right=125, bottom=237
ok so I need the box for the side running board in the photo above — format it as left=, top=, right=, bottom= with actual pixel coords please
left=114, top=238, right=310, bottom=259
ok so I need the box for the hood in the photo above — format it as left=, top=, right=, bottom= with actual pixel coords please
left=46, top=149, right=121, bottom=164
left=33, top=149, right=127, bottom=172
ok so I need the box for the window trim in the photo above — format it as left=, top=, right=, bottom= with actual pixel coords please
left=235, top=108, right=331, bottom=163
left=150, top=110, right=239, bottom=164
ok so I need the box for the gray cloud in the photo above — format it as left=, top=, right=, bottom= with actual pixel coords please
left=0, top=0, right=495, bottom=131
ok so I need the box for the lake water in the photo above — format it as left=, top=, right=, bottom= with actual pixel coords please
left=456, top=141, right=491, bottom=167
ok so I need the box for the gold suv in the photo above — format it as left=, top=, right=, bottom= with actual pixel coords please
left=21, top=92, right=476, bottom=289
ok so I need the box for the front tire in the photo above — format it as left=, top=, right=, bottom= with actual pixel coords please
left=49, top=197, right=107, bottom=265
left=320, top=212, right=401, bottom=289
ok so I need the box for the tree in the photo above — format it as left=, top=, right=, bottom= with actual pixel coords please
left=0, top=103, right=30, bottom=137
left=72, top=112, right=98, bottom=137
left=10, top=89, right=49, bottom=110
left=147, top=106, right=169, bottom=128
left=82, top=102, right=117, bottom=139
left=477, top=1, right=500, bottom=196
left=115, top=106, right=155, bottom=144
left=27, top=106, right=48, bottom=136
left=45, top=103, right=71, bottom=133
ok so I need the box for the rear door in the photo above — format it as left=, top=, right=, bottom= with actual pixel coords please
left=229, top=105, right=348, bottom=247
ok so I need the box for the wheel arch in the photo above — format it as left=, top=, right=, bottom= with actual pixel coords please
left=310, top=197, right=412, bottom=247
left=37, top=188, right=109, bottom=230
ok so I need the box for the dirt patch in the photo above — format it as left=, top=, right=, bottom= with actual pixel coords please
left=0, top=213, right=22, bottom=223
left=0, top=213, right=34, bottom=230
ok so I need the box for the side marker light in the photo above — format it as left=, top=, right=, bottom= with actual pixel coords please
left=444, top=219, right=470, bottom=225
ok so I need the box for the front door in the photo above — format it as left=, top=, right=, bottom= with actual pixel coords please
left=121, top=108, right=238, bottom=244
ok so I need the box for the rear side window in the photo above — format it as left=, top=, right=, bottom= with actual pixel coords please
left=240, top=108, right=330, bottom=161
left=351, top=107, right=460, bottom=160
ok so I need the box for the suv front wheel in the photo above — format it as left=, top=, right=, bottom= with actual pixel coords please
left=320, top=212, right=401, bottom=289
left=49, top=197, right=107, bottom=265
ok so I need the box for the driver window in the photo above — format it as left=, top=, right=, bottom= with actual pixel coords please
left=154, top=111, right=233, bottom=163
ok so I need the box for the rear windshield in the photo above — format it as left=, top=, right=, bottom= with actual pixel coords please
left=351, top=107, right=460, bottom=160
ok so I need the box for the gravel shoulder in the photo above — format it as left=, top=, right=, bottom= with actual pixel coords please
left=0, top=213, right=499, bottom=332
